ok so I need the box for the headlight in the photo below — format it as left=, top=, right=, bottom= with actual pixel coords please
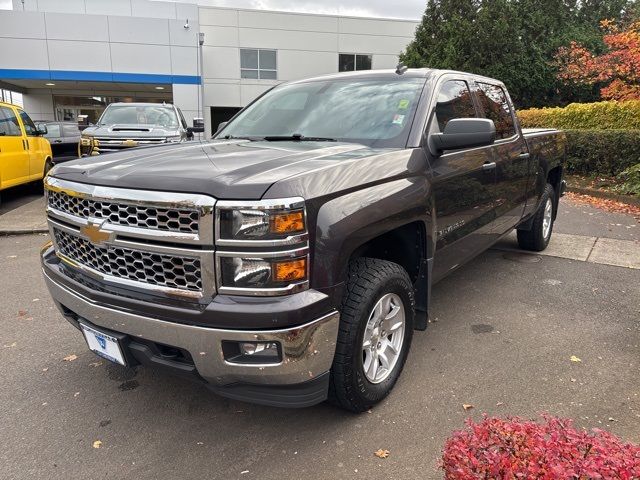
left=216, top=198, right=306, bottom=245
left=166, top=135, right=182, bottom=143
left=217, top=251, right=308, bottom=294
left=216, top=198, right=309, bottom=295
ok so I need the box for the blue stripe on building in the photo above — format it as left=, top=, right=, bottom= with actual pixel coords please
left=0, top=69, right=201, bottom=85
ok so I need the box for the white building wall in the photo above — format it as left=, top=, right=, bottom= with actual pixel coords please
left=199, top=6, right=418, bottom=136
left=4, top=1, right=200, bottom=122
left=6, top=1, right=418, bottom=137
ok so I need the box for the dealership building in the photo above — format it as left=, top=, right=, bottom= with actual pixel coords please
left=0, top=0, right=418, bottom=137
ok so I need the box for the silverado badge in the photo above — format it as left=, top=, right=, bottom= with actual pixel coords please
left=80, top=222, right=112, bottom=246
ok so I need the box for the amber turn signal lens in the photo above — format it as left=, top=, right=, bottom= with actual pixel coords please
left=270, top=211, right=305, bottom=234
left=273, top=258, right=307, bottom=282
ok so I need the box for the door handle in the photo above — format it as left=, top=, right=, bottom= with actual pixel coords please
left=519, top=152, right=530, bottom=159
left=54, top=140, right=62, bottom=143
left=482, top=161, right=497, bottom=171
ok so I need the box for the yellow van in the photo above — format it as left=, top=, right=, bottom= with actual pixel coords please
left=0, top=101, right=53, bottom=198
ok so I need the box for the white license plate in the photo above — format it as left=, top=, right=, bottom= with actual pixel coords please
left=79, top=323, right=126, bottom=366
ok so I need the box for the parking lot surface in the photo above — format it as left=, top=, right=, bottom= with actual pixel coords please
left=0, top=199, right=638, bottom=480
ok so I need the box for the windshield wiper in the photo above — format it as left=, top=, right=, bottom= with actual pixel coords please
left=263, top=133, right=337, bottom=142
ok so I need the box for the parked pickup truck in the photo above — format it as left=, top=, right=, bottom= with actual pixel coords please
left=78, top=102, right=201, bottom=156
left=41, top=69, right=566, bottom=412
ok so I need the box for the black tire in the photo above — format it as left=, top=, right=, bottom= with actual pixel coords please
left=328, top=257, right=415, bottom=412
left=32, top=159, right=53, bottom=194
left=517, top=183, right=556, bottom=251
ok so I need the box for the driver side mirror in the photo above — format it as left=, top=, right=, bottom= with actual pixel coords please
left=36, top=124, right=48, bottom=136
left=187, top=117, right=205, bottom=134
left=430, top=118, right=496, bottom=156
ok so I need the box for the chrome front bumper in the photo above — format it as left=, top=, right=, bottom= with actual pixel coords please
left=43, top=269, right=339, bottom=387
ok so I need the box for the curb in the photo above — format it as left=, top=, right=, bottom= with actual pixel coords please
left=0, top=227, right=49, bottom=236
left=566, top=185, right=640, bottom=207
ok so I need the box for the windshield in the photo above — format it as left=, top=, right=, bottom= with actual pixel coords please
left=216, top=77, right=426, bottom=148
left=99, top=105, right=178, bottom=127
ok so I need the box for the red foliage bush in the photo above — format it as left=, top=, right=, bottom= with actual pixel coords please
left=442, top=415, right=640, bottom=479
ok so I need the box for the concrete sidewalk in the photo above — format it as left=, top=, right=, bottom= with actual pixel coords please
left=0, top=197, right=47, bottom=235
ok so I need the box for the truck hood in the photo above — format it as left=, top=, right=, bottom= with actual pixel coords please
left=49, top=140, right=383, bottom=199
left=83, top=124, right=180, bottom=138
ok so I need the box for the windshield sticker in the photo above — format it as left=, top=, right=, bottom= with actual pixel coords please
left=392, top=114, right=405, bottom=125
left=398, top=99, right=410, bottom=109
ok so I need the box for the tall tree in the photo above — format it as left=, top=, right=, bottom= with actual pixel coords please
left=400, top=0, right=633, bottom=108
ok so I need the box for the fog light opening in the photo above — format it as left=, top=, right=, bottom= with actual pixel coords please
left=222, top=340, right=282, bottom=365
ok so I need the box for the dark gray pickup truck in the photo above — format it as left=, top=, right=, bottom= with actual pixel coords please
left=41, top=69, right=566, bottom=412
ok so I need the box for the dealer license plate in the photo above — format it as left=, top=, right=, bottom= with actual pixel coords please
left=79, top=323, right=126, bottom=366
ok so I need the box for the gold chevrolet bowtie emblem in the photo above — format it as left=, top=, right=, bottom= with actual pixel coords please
left=122, top=139, right=138, bottom=147
left=80, top=222, right=111, bottom=245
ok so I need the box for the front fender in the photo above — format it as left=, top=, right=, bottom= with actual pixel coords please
left=312, top=177, right=433, bottom=290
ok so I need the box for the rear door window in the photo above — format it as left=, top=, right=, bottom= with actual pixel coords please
left=62, top=124, right=80, bottom=137
left=476, top=83, right=516, bottom=139
left=44, top=124, right=61, bottom=138
left=0, top=107, right=23, bottom=136
left=434, top=80, right=476, bottom=132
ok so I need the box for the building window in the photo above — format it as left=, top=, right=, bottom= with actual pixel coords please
left=240, top=49, right=277, bottom=80
left=339, top=53, right=372, bottom=72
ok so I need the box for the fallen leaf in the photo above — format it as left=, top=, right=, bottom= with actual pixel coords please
left=92, top=440, right=102, bottom=449
left=17, top=310, right=28, bottom=317
left=463, top=404, right=474, bottom=411
left=374, top=449, right=390, bottom=459
left=570, top=355, right=582, bottom=363
left=89, top=362, right=102, bottom=367
left=63, top=354, right=78, bottom=362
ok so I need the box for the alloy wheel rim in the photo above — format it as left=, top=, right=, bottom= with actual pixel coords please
left=361, top=293, right=406, bottom=384
left=542, top=198, right=553, bottom=240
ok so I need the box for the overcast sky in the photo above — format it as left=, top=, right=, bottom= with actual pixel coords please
left=0, top=0, right=425, bottom=20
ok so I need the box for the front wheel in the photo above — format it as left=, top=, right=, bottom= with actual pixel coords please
left=517, top=183, right=556, bottom=251
left=328, top=258, right=414, bottom=412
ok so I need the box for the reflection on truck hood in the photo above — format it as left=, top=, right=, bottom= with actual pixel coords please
left=50, top=140, right=387, bottom=199
left=82, top=124, right=180, bottom=138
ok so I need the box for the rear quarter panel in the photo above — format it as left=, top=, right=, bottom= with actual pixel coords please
left=522, top=128, right=567, bottom=218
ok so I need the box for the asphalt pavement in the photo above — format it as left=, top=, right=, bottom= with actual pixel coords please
left=0, top=198, right=638, bottom=480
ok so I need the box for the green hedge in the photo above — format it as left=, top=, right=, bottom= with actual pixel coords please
left=565, top=130, right=640, bottom=176
left=518, top=101, right=640, bottom=130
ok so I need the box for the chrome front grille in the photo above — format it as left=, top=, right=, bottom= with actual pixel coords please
left=54, top=228, right=203, bottom=292
left=47, top=190, right=200, bottom=234
left=45, top=177, right=216, bottom=301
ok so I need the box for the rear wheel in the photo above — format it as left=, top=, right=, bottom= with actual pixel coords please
left=517, top=183, right=555, bottom=251
left=328, top=258, right=414, bottom=412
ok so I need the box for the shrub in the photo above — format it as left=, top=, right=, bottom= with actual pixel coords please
left=565, top=130, right=640, bottom=176
left=616, top=163, right=640, bottom=196
left=442, top=415, right=640, bottom=479
left=518, top=101, right=640, bottom=130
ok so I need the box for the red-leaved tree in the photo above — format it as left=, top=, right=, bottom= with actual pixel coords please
left=555, top=20, right=640, bottom=100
